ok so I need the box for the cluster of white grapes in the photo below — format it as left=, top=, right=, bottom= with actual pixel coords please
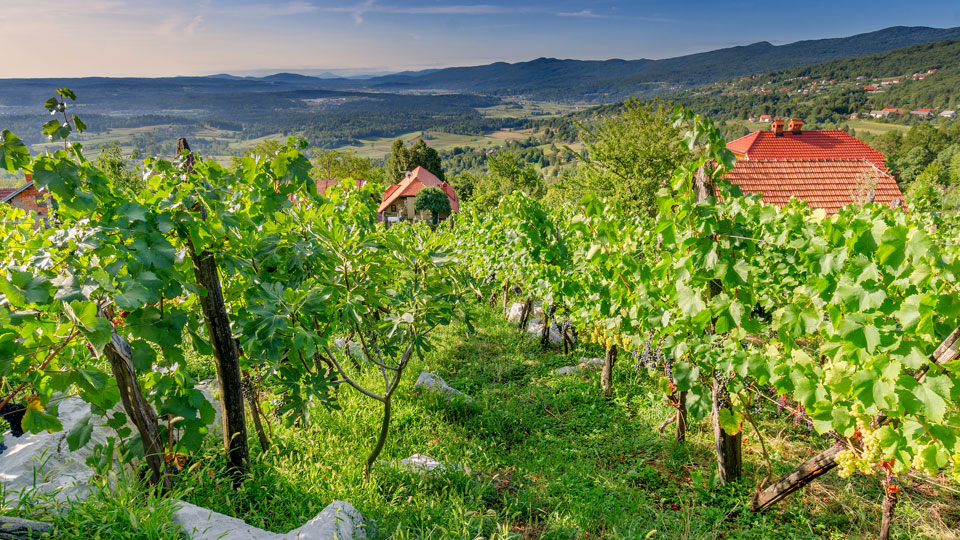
left=835, top=413, right=885, bottom=478
left=911, top=445, right=940, bottom=478
left=585, top=324, right=633, bottom=352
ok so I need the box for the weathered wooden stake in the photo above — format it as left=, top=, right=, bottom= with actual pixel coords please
left=676, top=390, right=688, bottom=443
left=879, top=485, right=898, bottom=540
left=712, top=379, right=742, bottom=484
left=601, top=345, right=617, bottom=398
left=694, top=163, right=742, bottom=482
left=179, top=138, right=249, bottom=480
left=100, top=312, right=172, bottom=490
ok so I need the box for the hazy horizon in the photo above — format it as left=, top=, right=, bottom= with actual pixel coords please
left=3, top=0, right=960, bottom=78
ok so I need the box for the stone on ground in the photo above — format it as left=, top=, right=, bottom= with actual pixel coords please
left=0, top=396, right=109, bottom=502
left=505, top=301, right=545, bottom=324
left=556, top=358, right=604, bottom=377
left=397, top=454, right=444, bottom=473
left=413, top=372, right=473, bottom=404
left=395, top=454, right=471, bottom=475
left=174, top=500, right=371, bottom=540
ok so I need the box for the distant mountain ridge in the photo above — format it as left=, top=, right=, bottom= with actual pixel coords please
left=345, top=25, right=960, bottom=102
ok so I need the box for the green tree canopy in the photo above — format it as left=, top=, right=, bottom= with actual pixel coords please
left=409, top=138, right=445, bottom=181
left=414, top=186, right=451, bottom=224
left=95, top=141, right=143, bottom=194
left=574, top=99, right=685, bottom=215
left=310, top=148, right=385, bottom=186
left=385, top=139, right=411, bottom=183
left=385, top=138, right=445, bottom=183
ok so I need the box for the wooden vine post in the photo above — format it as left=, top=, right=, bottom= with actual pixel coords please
left=752, top=326, right=960, bottom=512
left=178, top=138, right=250, bottom=480
left=695, top=164, right=741, bottom=483
left=100, top=309, right=172, bottom=490
left=601, top=344, right=617, bottom=399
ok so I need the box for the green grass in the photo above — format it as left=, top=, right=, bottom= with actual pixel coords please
left=845, top=120, right=913, bottom=135
left=6, top=302, right=959, bottom=538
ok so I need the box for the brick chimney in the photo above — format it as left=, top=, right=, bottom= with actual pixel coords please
left=788, top=118, right=803, bottom=134
left=771, top=118, right=785, bottom=136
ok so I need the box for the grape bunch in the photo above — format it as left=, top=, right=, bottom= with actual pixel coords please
left=911, top=444, right=939, bottom=477
left=585, top=324, right=633, bottom=351
left=713, top=372, right=733, bottom=409
left=632, top=340, right=666, bottom=373
left=856, top=417, right=883, bottom=464
left=835, top=412, right=889, bottom=478
left=836, top=448, right=859, bottom=478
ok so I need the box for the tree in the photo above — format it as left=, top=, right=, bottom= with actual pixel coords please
left=409, top=139, right=445, bottom=180
left=574, top=99, right=685, bottom=215
left=95, top=141, right=143, bottom=194
left=312, top=148, right=384, bottom=186
left=385, top=139, right=412, bottom=183
left=386, top=138, right=446, bottom=183
left=414, top=186, right=451, bottom=225
left=451, top=172, right=479, bottom=203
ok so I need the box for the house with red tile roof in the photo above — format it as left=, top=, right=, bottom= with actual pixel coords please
left=724, top=119, right=902, bottom=214
left=726, top=118, right=886, bottom=171
left=0, top=174, right=49, bottom=223
left=377, top=167, right=458, bottom=223
left=724, top=159, right=902, bottom=215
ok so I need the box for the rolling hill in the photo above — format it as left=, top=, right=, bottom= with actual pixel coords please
left=354, top=25, right=960, bottom=102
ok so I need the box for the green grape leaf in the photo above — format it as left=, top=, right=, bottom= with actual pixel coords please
left=66, top=413, right=94, bottom=451
left=717, top=408, right=742, bottom=436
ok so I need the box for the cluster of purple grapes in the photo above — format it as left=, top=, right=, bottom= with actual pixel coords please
left=775, top=392, right=813, bottom=430
left=713, top=372, right=733, bottom=409
left=630, top=341, right=672, bottom=378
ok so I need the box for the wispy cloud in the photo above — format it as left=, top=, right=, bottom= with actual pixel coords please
left=558, top=9, right=604, bottom=18
left=557, top=8, right=671, bottom=22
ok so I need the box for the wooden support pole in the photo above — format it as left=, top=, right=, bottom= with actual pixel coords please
left=694, top=163, right=741, bottom=483
left=676, top=390, right=688, bottom=443
left=601, top=345, right=617, bottom=399
left=179, top=138, right=249, bottom=480
left=101, top=311, right=172, bottom=490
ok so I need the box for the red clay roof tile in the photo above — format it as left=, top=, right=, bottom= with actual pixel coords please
left=724, top=159, right=902, bottom=215
left=726, top=130, right=886, bottom=171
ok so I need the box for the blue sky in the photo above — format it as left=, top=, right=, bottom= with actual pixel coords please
left=4, top=0, right=960, bottom=77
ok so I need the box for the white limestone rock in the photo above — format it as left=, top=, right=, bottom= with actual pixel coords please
left=505, top=301, right=545, bottom=324
left=1, top=383, right=222, bottom=504
left=333, top=337, right=363, bottom=358
left=555, top=365, right=582, bottom=376
left=524, top=318, right=564, bottom=346
left=396, top=454, right=444, bottom=473
left=174, top=500, right=371, bottom=540
left=505, top=302, right=525, bottom=324
left=0, top=396, right=111, bottom=503
left=413, top=372, right=473, bottom=404
left=556, top=358, right=603, bottom=377
left=395, top=454, right=471, bottom=475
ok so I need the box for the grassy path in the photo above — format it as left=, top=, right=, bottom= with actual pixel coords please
left=94, top=302, right=959, bottom=539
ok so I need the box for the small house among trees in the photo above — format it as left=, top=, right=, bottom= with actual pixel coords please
left=0, top=174, right=49, bottom=224
left=377, top=166, right=458, bottom=223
